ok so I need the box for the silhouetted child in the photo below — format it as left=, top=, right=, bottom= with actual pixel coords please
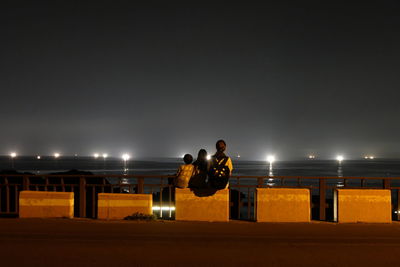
left=174, top=154, right=195, bottom=188
left=189, top=149, right=209, bottom=189
left=209, top=140, right=233, bottom=189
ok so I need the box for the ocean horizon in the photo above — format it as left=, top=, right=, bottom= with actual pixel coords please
left=1, top=156, right=400, bottom=177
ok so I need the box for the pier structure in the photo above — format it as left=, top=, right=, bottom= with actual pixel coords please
left=0, top=174, right=398, bottom=222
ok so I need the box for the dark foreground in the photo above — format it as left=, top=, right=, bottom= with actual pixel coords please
left=1, top=219, right=400, bottom=266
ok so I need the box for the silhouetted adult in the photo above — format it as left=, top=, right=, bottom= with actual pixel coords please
left=189, top=149, right=209, bottom=189
left=209, top=140, right=233, bottom=189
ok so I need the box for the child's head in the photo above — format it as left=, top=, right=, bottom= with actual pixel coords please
left=216, top=139, right=226, bottom=152
left=197, top=149, right=207, bottom=161
left=183, top=154, right=193, bottom=164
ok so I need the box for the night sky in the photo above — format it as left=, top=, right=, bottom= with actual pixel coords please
left=1, top=2, right=400, bottom=160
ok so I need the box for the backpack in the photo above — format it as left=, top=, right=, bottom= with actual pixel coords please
left=175, top=165, right=195, bottom=189
left=209, top=157, right=230, bottom=189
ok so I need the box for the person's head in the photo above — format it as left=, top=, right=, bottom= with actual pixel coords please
left=197, top=149, right=208, bottom=161
left=183, top=154, right=193, bottom=164
left=216, top=140, right=226, bottom=152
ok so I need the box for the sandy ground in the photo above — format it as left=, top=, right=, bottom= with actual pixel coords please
left=1, top=219, right=400, bottom=266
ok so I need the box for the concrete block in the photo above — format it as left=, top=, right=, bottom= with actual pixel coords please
left=256, top=188, right=311, bottom=222
left=19, top=191, right=74, bottom=218
left=334, top=189, right=391, bottom=223
left=97, top=193, right=152, bottom=219
left=175, top=188, right=229, bottom=222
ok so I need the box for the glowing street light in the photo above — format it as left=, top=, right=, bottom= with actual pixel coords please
left=266, top=155, right=275, bottom=179
left=206, top=154, right=212, bottom=161
left=267, top=155, right=275, bottom=164
left=102, top=153, right=108, bottom=174
left=10, top=152, right=17, bottom=169
left=35, top=155, right=41, bottom=174
left=122, top=154, right=130, bottom=174
left=336, top=155, right=344, bottom=178
left=93, top=153, right=99, bottom=159
left=336, top=155, right=344, bottom=162
left=53, top=153, right=60, bottom=170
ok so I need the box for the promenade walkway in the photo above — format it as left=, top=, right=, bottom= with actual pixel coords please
left=1, top=219, right=400, bottom=266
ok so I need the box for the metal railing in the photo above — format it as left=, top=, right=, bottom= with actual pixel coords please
left=1, top=174, right=400, bottom=221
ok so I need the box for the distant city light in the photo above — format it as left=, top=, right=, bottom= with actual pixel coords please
left=308, top=155, right=316, bottom=159
left=336, top=155, right=344, bottom=162
left=93, top=153, right=99, bottom=159
left=152, top=206, right=175, bottom=211
left=365, top=155, right=375, bottom=160
left=267, top=155, right=275, bottom=163
left=54, top=153, right=60, bottom=158
left=102, top=153, right=108, bottom=159
left=206, top=154, right=211, bottom=160
left=10, top=152, right=17, bottom=158
left=37, top=155, right=41, bottom=159
left=122, top=154, right=130, bottom=161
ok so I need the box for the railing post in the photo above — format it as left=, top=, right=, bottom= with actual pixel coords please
left=398, top=190, right=400, bottom=221
left=384, top=179, right=391, bottom=189
left=319, top=178, right=326, bottom=221
left=22, top=175, right=29, bottom=190
left=137, top=177, right=144, bottom=194
left=5, top=177, right=10, bottom=212
left=257, top=178, right=264, bottom=188
left=79, top=176, right=86, bottom=218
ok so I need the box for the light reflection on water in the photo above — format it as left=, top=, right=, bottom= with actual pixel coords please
left=1, top=157, right=400, bottom=179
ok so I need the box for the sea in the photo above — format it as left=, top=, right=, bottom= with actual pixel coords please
left=2, top=156, right=400, bottom=191
left=1, top=156, right=400, bottom=177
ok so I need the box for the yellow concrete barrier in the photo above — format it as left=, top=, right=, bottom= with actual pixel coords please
left=97, top=193, right=152, bottom=219
left=334, top=189, right=391, bottom=223
left=256, top=188, right=311, bottom=222
left=19, top=191, right=74, bottom=218
left=175, top=188, right=229, bottom=222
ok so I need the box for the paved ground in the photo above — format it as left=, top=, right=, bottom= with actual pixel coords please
left=1, top=219, right=400, bottom=266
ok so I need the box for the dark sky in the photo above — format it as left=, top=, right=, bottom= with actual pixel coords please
left=1, top=2, right=400, bottom=160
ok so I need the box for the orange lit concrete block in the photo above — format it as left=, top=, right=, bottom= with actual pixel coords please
left=256, top=188, right=311, bottom=222
left=334, top=189, right=391, bottom=223
left=175, top=188, right=229, bottom=222
left=97, top=193, right=152, bottom=219
left=19, top=191, right=74, bottom=218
